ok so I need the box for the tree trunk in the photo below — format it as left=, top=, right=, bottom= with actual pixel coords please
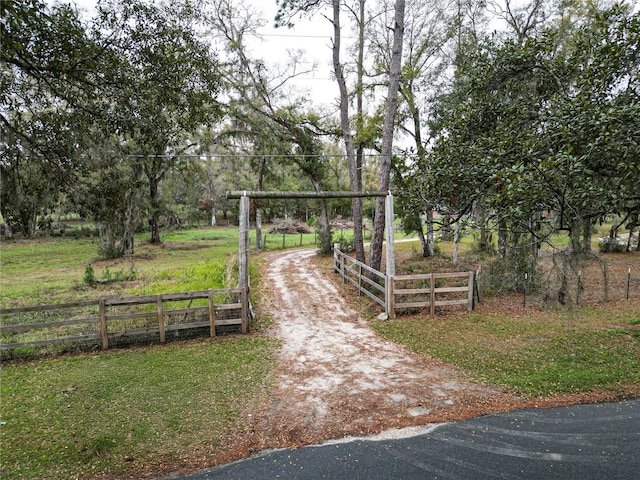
left=426, top=210, right=435, bottom=257
left=149, top=174, right=161, bottom=244
left=318, top=199, right=332, bottom=254
left=569, top=217, right=591, bottom=254
left=368, top=0, right=405, bottom=273
left=606, top=215, right=618, bottom=253
left=119, top=185, right=141, bottom=257
left=475, top=203, right=490, bottom=253
left=332, top=0, right=365, bottom=263
left=480, top=225, right=490, bottom=252
left=24, top=212, right=37, bottom=238
left=416, top=220, right=428, bottom=257
left=583, top=217, right=592, bottom=253
left=441, top=214, right=452, bottom=241
left=310, top=180, right=332, bottom=254
left=498, top=219, right=507, bottom=259
left=452, top=221, right=460, bottom=265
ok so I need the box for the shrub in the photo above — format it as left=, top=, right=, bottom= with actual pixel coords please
left=83, top=265, right=96, bottom=285
left=598, top=237, right=627, bottom=253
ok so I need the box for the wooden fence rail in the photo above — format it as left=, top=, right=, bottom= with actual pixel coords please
left=392, top=272, right=474, bottom=315
left=0, top=287, right=249, bottom=351
left=334, top=248, right=387, bottom=307
left=334, top=246, right=474, bottom=318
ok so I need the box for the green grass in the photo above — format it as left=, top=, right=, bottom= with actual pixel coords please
left=0, top=336, right=278, bottom=479
left=0, top=225, right=285, bottom=478
left=0, top=227, right=243, bottom=307
left=0, top=225, right=329, bottom=308
left=373, top=302, right=640, bottom=397
left=262, top=231, right=319, bottom=250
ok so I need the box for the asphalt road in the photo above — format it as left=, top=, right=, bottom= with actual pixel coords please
left=177, top=400, right=639, bottom=480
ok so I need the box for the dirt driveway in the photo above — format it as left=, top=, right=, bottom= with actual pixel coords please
left=243, top=248, right=526, bottom=450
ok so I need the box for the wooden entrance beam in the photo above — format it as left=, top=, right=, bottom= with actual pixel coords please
left=226, top=190, right=389, bottom=199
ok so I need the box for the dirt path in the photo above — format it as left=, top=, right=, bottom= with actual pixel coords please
left=248, top=248, right=522, bottom=448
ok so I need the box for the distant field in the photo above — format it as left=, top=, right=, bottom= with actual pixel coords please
left=0, top=227, right=233, bottom=307
left=0, top=225, right=327, bottom=308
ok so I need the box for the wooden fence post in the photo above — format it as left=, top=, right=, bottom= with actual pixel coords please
left=157, top=295, right=165, bottom=343
left=99, top=298, right=108, bottom=350
left=384, top=193, right=396, bottom=319
left=358, top=264, right=362, bottom=296
left=468, top=271, right=474, bottom=311
left=385, top=193, right=395, bottom=277
left=240, top=287, right=248, bottom=334
left=207, top=289, right=216, bottom=337
left=387, top=276, right=395, bottom=319
left=239, top=194, right=250, bottom=333
left=430, top=274, right=435, bottom=315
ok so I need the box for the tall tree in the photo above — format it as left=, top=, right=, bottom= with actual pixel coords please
left=210, top=0, right=321, bottom=246
left=423, top=1, right=639, bottom=282
left=370, top=0, right=453, bottom=257
left=331, top=0, right=368, bottom=262
left=1, top=0, right=100, bottom=235
left=367, top=0, right=405, bottom=273
left=95, top=0, right=222, bottom=247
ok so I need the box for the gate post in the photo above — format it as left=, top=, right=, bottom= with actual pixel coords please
left=385, top=193, right=396, bottom=318
left=385, top=192, right=395, bottom=277
left=239, top=194, right=250, bottom=333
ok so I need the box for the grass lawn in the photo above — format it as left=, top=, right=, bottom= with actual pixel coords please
left=372, top=300, right=640, bottom=397
left=371, top=232, right=640, bottom=398
left=0, top=226, right=323, bottom=308
left=0, top=336, right=278, bottom=479
left=0, top=227, right=241, bottom=307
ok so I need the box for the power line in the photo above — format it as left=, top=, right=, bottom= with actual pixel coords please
left=118, top=153, right=392, bottom=159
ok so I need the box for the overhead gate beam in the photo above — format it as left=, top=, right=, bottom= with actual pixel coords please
left=226, top=190, right=389, bottom=199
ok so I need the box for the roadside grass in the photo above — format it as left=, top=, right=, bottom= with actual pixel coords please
left=0, top=336, right=278, bottom=479
left=373, top=301, right=640, bottom=397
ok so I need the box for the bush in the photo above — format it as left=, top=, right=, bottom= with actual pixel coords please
left=598, top=237, right=627, bottom=253
left=98, top=265, right=137, bottom=283
left=83, top=265, right=96, bottom=285
left=479, top=242, right=539, bottom=296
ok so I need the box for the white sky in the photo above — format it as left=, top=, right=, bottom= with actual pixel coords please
left=245, top=1, right=339, bottom=105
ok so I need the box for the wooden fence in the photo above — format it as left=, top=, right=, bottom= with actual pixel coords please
left=334, top=247, right=474, bottom=318
left=0, top=287, right=249, bottom=352
left=334, top=248, right=387, bottom=308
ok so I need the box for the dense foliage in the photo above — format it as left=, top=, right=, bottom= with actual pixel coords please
left=396, top=1, right=639, bottom=286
